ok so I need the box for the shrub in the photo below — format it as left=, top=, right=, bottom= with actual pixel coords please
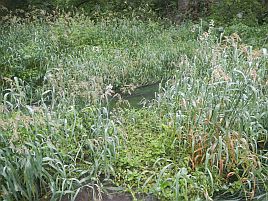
left=210, top=0, right=267, bottom=26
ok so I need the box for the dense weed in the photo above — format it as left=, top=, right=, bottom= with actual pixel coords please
left=0, top=102, right=119, bottom=200
left=114, top=24, right=268, bottom=200
left=0, top=11, right=196, bottom=100
left=0, top=9, right=268, bottom=201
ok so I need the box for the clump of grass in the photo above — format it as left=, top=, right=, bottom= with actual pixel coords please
left=114, top=24, right=268, bottom=200
left=0, top=10, right=197, bottom=105
left=0, top=91, right=119, bottom=200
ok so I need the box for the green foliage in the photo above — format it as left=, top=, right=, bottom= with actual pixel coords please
left=0, top=23, right=50, bottom=87
left=210, top=0, right=267, bottom=25
left=0, top=11, right=196, bottom=102
left=113, top=25, right=268, bottom=200
left=0, top=10, right=268, bottom=201
left=224, top=23, right=268, bottom=47
left=0, top=106, right=118, bottom=200
left=3, top=0, right=268, bottom=25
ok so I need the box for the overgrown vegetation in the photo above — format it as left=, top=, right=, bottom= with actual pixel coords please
left=0, top=3, right=268, bottom=201
left=0, top=10, right=197, bottom=100
left=2, top=0, right=268, bottom=24
left=114, top=29, right=268, bottom=200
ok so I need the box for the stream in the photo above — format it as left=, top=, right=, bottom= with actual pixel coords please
left=108, top=82, right=160, bottom=109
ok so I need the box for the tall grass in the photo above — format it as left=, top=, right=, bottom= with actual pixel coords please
left=0, top=10, right=197, bottom=106
left=0, top=9, right=268, bottom=201
left=0, top=10, right=197, bottom=200
left=0, top=90, right=119, bottom=200
left=114, top=24, right=268, bottom=200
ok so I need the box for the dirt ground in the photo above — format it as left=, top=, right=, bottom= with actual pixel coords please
left=61, top=187, right=159, bottom=201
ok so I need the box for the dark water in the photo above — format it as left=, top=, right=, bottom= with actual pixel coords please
left=108, top=83, right=160, bottom=109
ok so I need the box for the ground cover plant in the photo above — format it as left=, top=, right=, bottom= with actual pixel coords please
left=0, top=8, right=268, bottom=201
left=114, top=29, right=268, bottom=200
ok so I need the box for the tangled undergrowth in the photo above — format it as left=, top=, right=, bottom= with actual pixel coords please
left=114, top=32, right=268, bottom=200
left=0, top=10, right=268, bottom=201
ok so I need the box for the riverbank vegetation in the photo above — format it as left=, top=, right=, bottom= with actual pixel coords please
left=0, top=1, right=268, bottom=200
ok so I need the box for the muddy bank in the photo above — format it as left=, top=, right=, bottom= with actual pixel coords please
left=61, top=187, right=159, bottom=201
